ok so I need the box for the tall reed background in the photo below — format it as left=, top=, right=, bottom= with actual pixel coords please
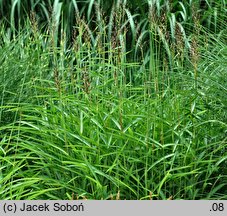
left=0, top=0, right=226, bottom=199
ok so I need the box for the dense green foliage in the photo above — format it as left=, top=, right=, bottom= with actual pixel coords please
left=0, top=0, right=226, bottom=199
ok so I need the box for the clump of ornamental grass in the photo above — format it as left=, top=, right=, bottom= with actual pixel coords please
left=0, top=2, right=226, bottom=200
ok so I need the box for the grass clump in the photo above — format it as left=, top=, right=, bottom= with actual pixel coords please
left=0, top=1, right=226, bottom=200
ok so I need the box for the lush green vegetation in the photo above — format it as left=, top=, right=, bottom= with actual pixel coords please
left=0, top=0, right=226, bottom=200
